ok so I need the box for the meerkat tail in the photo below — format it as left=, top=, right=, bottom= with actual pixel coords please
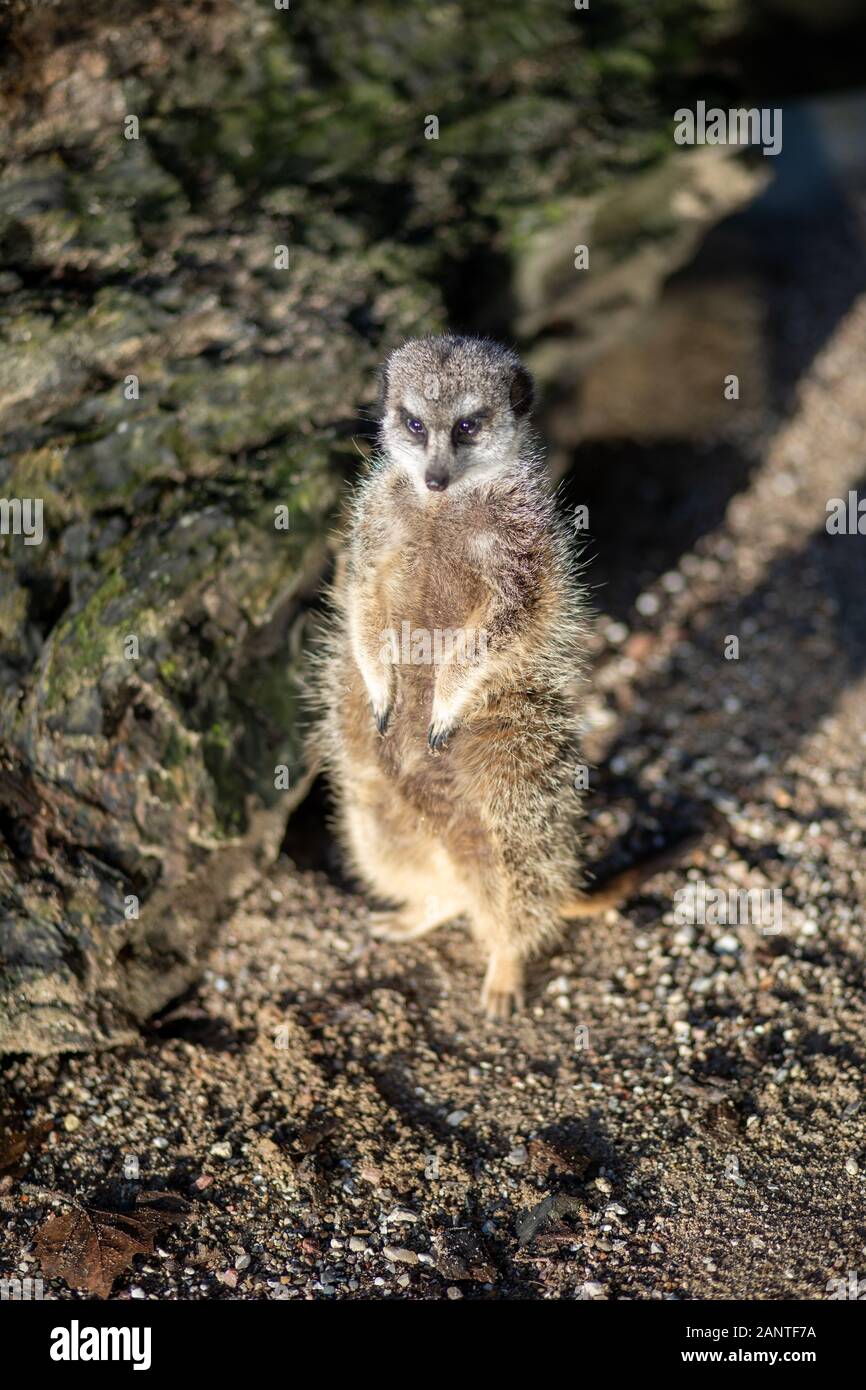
left=558, top=829, right=709, bottom=920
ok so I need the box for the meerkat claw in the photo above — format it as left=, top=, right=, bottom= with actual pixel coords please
left=480, top=983, right=525, bottom=1020
left=427, top=722, right=451, bottom=753
left=372, top=704, right=391, bottom=736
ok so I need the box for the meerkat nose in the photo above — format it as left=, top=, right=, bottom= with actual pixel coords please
left=425, top=470, right=449, bottom=492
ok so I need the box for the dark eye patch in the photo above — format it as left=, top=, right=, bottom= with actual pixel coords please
left=451, top=412, right=487, bottom=446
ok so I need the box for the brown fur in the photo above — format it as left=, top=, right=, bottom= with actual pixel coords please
left=308, top=340, right=714, bottom=1013
left=310, top=336, right=597, bottom=1017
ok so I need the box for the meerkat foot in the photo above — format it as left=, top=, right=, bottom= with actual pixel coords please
left=369, top=908, right=439, bottom=942
left=480, top=949, right=526, bottom=1020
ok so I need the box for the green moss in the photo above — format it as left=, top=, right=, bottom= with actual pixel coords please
left=45, top=568, right=132, bottom=704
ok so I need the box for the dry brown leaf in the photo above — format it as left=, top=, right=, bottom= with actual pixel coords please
left=34, top=1191, right=192, bottom=1298
left=0, top=1118, right=52, bottom=1177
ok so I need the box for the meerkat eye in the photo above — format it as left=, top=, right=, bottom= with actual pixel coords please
left=453, top=417, right=480, bottom=445
left=405, top=416, right=426, bottom=436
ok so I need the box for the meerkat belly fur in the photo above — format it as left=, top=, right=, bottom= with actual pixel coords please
left=315, top=335, right=592, bottom=1018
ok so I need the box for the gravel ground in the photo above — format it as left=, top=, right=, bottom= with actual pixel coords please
left=2, top=190, right=865, bottom=1302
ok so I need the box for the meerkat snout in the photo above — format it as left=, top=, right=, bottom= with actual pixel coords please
left=424, top=467, right=449, bottom=491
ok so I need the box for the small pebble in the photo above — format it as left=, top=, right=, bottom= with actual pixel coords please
left=386, top=1208, right=418, bottom=1224
left=383, top=1247, right=418, bottom=1265
left=714, top=934, right=739, bottom=954
left=635, top=592, right=660, bottom=617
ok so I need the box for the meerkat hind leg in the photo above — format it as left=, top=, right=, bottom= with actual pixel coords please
left=464, top=872, right=536, bottom=1018
left=369, top=902, right=459, bottom=942
left=368, top=871, right=467, bottom=943
left=346, top=796, right=461, bottom=941
left=480, top=944, right=526, bottom=1020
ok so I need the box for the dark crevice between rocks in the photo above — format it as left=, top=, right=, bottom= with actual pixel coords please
left=145, top=990, right=256, bottom=1051
left=0, top=250, right=153, bottom=304
left=23, top=572, right=71, bottom=645
left=0, top=800, right=29, bottom=861
left=281, top=774, right=350, bottom=889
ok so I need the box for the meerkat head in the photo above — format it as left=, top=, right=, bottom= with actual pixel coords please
left=377, top=335, right=535, bottom=495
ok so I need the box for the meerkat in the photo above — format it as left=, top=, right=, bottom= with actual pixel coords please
left=312, top=335, right=688, bottom=1018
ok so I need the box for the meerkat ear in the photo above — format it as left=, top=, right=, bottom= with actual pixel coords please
left=509, top=364, right=534, bottom=419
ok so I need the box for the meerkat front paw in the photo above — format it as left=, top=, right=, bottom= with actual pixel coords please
left=428, top=685, right=467, bottom=753
left=371, top=700, right=392, bottom=736
left=359, top=662, right=394, bottom=736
